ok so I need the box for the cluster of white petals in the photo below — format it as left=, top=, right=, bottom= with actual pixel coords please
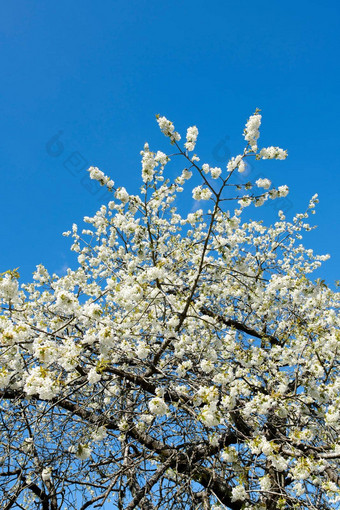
left=259, top=146, right=288, bottom=159
left=192, top=185, right=212, bottom=201
left=156, top=115, right=181, bottom=142
left=24, top=367, right=59, bottom=400
left=256, top=177, right=271, bottom=189
left=88, top=166, right=114, bottom=189
left=41, top=467, right=52, bottom=482
left=277, top=184, right=289, bottom=196
left=140, top=144, right=170, bottom=183
left=71, top=444, right=92, bottom=460
left=140, top=143, right=157, bottom=182
left=244, top=112, right=261, bottom=151
left=0, top=274, right=19, bottom=301
left=231, top=485, right=247, bottom=502
left=115, top=186, right=129, bottom=203
left=148, top=397, right=169, bottom=415
left=227, top=154, right=246, bottom=173
left=210, top=166, right=222, bottom=179
left=185, top=125, right=198, bottom=151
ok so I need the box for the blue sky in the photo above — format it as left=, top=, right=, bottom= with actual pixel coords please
left=1, top=0, right=339, bottom=284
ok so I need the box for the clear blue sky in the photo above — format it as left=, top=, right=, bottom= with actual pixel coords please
left=1, top=0, right=339, bottom=284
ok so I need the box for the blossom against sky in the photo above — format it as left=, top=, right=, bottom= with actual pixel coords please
left=0, top=0, right=339, bottom=282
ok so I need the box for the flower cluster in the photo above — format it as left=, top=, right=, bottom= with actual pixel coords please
left=192, top=185, right=212, bottom=201
left=256, top=177, right=271, bottom=189
left=88, top=166, right=114, bottom=189
left=227, top=155, right=245, bottom=173
left=185, top=126, right=198, bottom=152
left=244, top=112, right=261, bottom=151
left=156, top=115, right=181, bottom=142
left=258, top=146, right=288, bottom=159
left=148, top=397, right=169, bottom=415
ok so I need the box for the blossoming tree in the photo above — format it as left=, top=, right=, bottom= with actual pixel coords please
left=1, top=112, right=340, bottom=510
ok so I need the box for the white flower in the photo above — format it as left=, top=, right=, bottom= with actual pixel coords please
left=185, top=126, right=198, bottom=151
left=118, top=419, right=129, bottom=431
left=88, top=166, right=114, bottom=188
left=115, top=187, right=129, bottom=203
left=238, top=160, right=246, bottom=173
left=244, top=113, right=261, bottom=151
left=141, top=145, right=157, bottom=183
left=202, top=163, right=210, bottom=174
left=0, top=369, right=11, bottom=390
left=278, top=185, right=289, bottom=197
left=261, top=439, right=274, bottom=456
left=177, top=360, right=193, bottom=377
left=200, top=359, right=214, bottom=373
left=260, top=475, right=272, bottom=491
left=293, top=482, right=305, bottom=496
left=149, top=397, right=169, bottom=416
left=192, top=186, right=212, bottom=201
left=41, top=467, right=52, bottom=481
left=73, top=444, right=92, bottom=460
left=82, top=302, right=102, bottom=319
left=238, top=196, right=252, bottom=207
left=24, top=367, right=59, bottom=400
left=0, top=275, right=19, bottom=301
left=55, top=291, right=78, bottom=314
left=227, top=155, right=243, bottom=173
left=33, top=264, right=50, bottom=283
left=256, top=178, right=271, bottom=189
left=268, top=454, right=289, bottom=472
left=210, top=167, right=222, bottom=179
left=325, top=409, right=340, bottom=425
left=140, top=413, right=154, bottom=425
left=255, top=196, right=267, bottom=207
left=259, top=147, right=287, bottom=160
left=155, top=151, right=168, bottom=166
left=231, top=484, right=247, bottom=502
left=157, top=116, right=174, bottom=135
left=88, top=166, right=105, bottom=181
left=135, top=341, right=150, bottom=359
left=22, top=437, right=34, bottom=453
left=87, top=368, right=101, bottom=384
left=157, top=116, right=181, bottom=142
left=200, top=404, right=220, bottom=427
left=92, top=426, right=107, bottom=441
left=221, top=447, right=238, bottom=463
left=182, top=168, right=192, bottom=180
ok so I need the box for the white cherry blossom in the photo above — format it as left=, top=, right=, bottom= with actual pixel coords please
left=0, top=111, right=338, bottom=510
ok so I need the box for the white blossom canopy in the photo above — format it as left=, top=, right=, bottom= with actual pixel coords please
left=1, top=112, right=339, bottom=510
